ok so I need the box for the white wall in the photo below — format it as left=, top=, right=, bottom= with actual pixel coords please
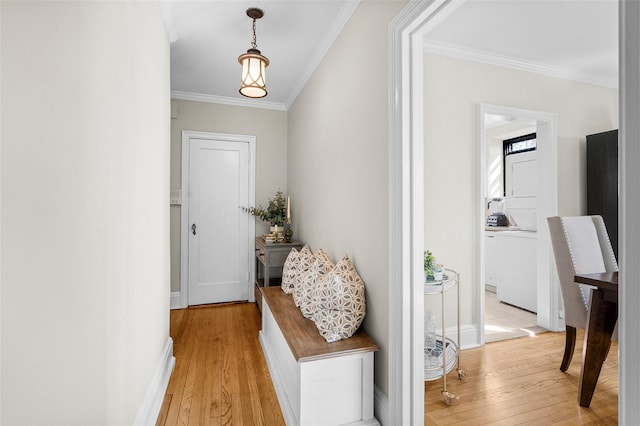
left=287, top=0, right=406, bottom=397
left=423, top=52, right=618, bottom=327
left=169, top=99, right=288, bottom=293
left=1, top=2, right=170, bottom=424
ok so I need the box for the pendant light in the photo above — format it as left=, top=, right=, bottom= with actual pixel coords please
left=238, top=8, right=269, bottom=98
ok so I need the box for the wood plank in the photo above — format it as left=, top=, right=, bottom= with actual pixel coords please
left=159, top=303, right=284, bottom=426
left=209, top=306, right=223, bottom=424
left=176, top=309, right=202, bottom=425
left=425, top=329, right=618, bottom=425
left=161, top=303, right=616, bottom=426
left=187, top=308, right=212, bottom=426
left=161, top=307, right=198, bottom=426
left=260, top=287, right=379, bottom=362
left=221, top=305, right=244, bottom=425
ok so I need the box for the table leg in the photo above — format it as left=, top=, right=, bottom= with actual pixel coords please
left=264, top=261, right=270, bottom=287
left=579, top=288, right=617, bottom=407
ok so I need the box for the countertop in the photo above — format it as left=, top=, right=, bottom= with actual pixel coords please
left=486, top=228, right=537, bottom=238
left=485, top=226, right=520, bottom=232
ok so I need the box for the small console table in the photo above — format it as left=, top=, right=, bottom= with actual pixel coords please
left=255, top=237, right=302, bottom=310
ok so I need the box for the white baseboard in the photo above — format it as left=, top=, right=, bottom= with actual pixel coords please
left=374, top=386, right=388, bottom=426
left=436, top=324, right=481, bottom=350
left=458, top=324, right=481, bottom=349
left=133, top=337, right=176, bottom=426
left=170, top=292, right=182, bottom=310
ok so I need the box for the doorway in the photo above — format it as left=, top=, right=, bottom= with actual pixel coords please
left=478, top=104, right=559, bottom=345
left=390, top=1, right=638, bottom=424
left=483, top=114, right=538, bottom=342
left=180, top=131, right=256, bottom=307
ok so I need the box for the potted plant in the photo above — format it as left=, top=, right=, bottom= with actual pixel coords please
left=424, top=250, right=444, bottom=281
left=241, top=190, right=289, bottom=240
left=424, top=250, right=435, bottom=281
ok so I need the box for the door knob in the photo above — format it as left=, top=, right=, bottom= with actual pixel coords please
left=192, top=223, right=197, bottom=235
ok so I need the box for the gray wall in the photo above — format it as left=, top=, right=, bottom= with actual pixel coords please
left=287, top=0, right=407, bottom=397
left=169, top=99, right=288, bottom=294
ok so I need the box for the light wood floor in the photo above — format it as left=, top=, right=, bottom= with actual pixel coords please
left=426, top=329, right=618, bottom=425
left=156, top=302, right=285, bottom=426
left=485, top=290, right=545, bottom=343
left=157, top=302, right=617, bottom=426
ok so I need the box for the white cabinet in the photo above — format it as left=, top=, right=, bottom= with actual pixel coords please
left=485, top=234, right=498, bottom=287
left=259, top=287, right=379, bottom=426
left=495, top=231, right=537, bottom=313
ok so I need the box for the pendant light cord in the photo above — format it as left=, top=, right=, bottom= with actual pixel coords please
left=251, top=18, right=258, bottom=49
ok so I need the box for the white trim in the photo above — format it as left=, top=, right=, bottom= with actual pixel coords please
left=170, top=292, right=181, bottom=310
left=454, top=324, right=481, bottom=350
left=424, top=40, right=618, bottom=89
left=389, top=1, right=464, bottom=423
left=283, top=0, right=361, bottom=109
left=133, top=338, right=175, bottom=426
left=619, top=1, right=640, bottom=423
left=171, top=90, right=286, bottom=112
left=477, top=104, right=560, bottom=346
left=180, top=131, right=256, bottom=308
left=373, top=386, right=388, bottom=426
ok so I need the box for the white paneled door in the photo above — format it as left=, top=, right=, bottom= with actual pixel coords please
left=188, top=138, right=250, bottom=305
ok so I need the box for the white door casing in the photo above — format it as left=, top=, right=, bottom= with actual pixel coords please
left=181, top=131, right=256, bottom=308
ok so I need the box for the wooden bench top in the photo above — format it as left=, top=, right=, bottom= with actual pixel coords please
left=260, top=286, right=379, bottom=362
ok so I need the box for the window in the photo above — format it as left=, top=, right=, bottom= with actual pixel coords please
left=504, top=133, right=537, bottom=155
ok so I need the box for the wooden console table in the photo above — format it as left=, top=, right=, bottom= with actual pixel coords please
left=254, top=237, right=302, bottom=310
left=574, top=271, right=618, bottom=407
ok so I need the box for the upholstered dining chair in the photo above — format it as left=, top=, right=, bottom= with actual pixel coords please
left=547, top=215, right=618, bottom=371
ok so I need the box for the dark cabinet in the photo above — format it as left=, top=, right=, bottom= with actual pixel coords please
left=586, top=130, right=618, bottom=259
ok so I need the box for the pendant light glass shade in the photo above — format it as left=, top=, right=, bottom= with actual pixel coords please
left=238, top=48, right=269, bottom=98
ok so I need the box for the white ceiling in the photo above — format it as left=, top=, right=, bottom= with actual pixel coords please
left=162, top=0, right=360, bottom=110
left=423, top=0, right=618, bottom=88
left=163, top=0, right=618, bottom=111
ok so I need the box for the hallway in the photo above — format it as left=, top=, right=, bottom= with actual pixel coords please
left=157, top=303, right=284, bottom=426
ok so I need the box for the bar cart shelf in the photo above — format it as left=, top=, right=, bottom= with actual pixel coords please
left=424, top=269, right=466, bottom=405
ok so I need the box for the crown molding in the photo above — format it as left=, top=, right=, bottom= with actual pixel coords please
left=284, top=0, right=361, bottom=109
left=171, top=90, right=287, bottom=111
left=423, top=40, right=618, bottom=89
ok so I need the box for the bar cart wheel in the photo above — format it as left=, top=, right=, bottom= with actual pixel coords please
left=457, top=368, right=467, bottom=380
left=441, top=390, right=459, bottom=406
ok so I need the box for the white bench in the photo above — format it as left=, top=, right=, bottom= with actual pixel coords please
left=259, top=287, right=380, bottom=425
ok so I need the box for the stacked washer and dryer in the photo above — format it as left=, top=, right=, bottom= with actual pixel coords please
left=485, top=149, right=538, bottom=313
